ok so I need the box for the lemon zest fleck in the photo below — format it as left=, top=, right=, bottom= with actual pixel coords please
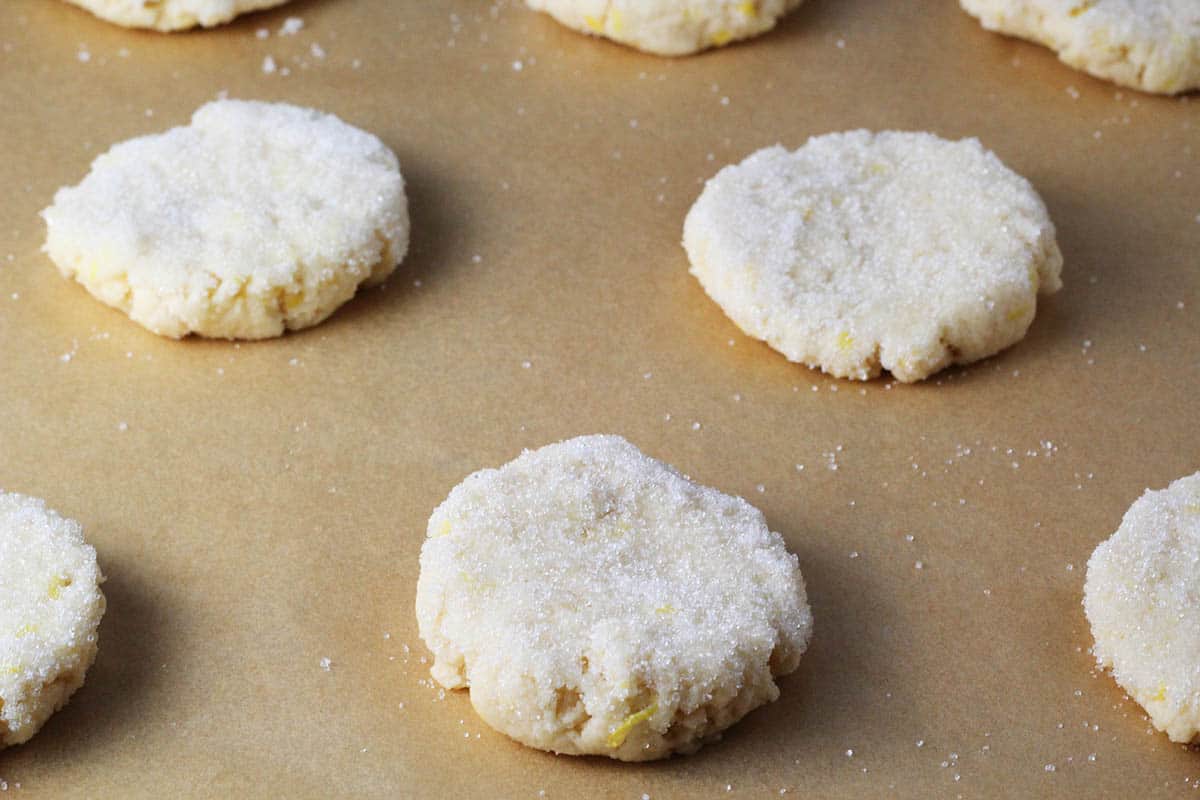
left=836, top=331, right=855, bottom=351
left=711, top=29, right=733, bottom=46
left=47, top=574, right=70, bottom=600
left=607, top=703, right=658, bottom=748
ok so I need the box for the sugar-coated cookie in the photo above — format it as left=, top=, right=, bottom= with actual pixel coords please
left=683, top=131, right=1063, bottom=382
left=1084, top=471, right=1200, bottom=743
left=416, top=435, right=813, bottom=760
left=43, top=99, right=408, bottom=340
left=61, top=0, right=290, bottom=31
left=960, top=0, right=1200, bottom=94
left=0, top=492, right=105, bottom=747
left=525, top=0, right=803, bottom=56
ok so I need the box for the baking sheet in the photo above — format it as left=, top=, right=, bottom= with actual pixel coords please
left=1, top=0, right=1198, bottom=796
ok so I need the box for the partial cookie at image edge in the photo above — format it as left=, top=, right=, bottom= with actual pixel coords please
left=0, top=491, right=106, bottom=748
left=60, top=0, right=291, bottom=31
left=1084, top=471, right=1200, bottom=743
left=524, top=0, right=804, bottom=56
left=960, top=0, right=1200, bottom=94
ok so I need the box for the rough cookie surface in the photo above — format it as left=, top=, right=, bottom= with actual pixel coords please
left=61, top=0, right=290, bottom=31
left=961, top=0, right=1200, bottom=94
left=43, top=99, right=409, bottom=340
left=525, top=0, right=803, bottom=56
left=416, top=435, right=812, bottom=760
left=1084, top=472, right=1200, bottom=743
left=0, top=492, right=105, bottom=748
left=683, top=130, right=1063, bottom=382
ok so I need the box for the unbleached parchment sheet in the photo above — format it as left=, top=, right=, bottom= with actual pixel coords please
left=0, top=1, right=1197, bottom=797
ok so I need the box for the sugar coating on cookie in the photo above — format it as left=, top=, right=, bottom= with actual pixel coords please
left=1084, top=472, right=1200, bottom=743
left=0, top=493, right=105, bottom=747
left=416, top=435, right=812, bottom=761
left=42, top=99, right=408, bottom=340
left=61, top=0, right=290, bottom=31
left=525, top=0, right=803, bottom=56
left=960, top=0, right=1200, bottom=94
left=683, top=131, right=1063, bottom=383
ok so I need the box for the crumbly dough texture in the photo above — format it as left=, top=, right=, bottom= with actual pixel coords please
left=416, top=435, right=813, bottom=761
left=524, top=0, right=803, bottom=56
left=682, top=130, right=1063, bottom=383
left=61, top=0, right=290, bottom=31
left=1084, top=472, right=1200, bottom=743
left=960, top=0, right=1200, bottom=94
left=0, top=493, right=105, bottom=748
left=42, top=99, right=409, bottom=340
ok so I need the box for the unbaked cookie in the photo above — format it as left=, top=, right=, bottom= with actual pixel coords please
left=525, top=0, right=803, bottom=56
left=682, top=131, right=1063, bottom=382
left=61, top=0, right=290, bottom=31
left=1084, top=471, right=1200, bottom=743
left=42, top=99, right=408, bottom=340
left=416, top=435, right=812, bottom=760
left=960, top=0, right=1200, bottom=94
left=1, top=492, right=105, bottom=748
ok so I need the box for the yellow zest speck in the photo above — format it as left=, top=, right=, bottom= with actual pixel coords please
left=736, top=1, right=758, bottom=17
left=47, top=574, right=70, bottom=600
left=1185, top=503, right=1200, bottom=515
left=1152, top=685, right=1167, bottom=702
left=711, top=29, right=733, bottom=46
left=836, top=332, right=855, bottom=351
left=15, top=624, right=36, bottom=638
left=1, top=665, right=20, bottom=676
left=1069, top=1, right=1095, bottom=17
left=610, top=9, right=625, bottom=33
left=655, top=604, right=675, bottom=614
left=435, top=519, right=452, bottom=537
left=1006, top=307, right=1029, bottom=322
left=607, top=702, right=658, bottom=748
left=584, top=14, right=604, bottom=32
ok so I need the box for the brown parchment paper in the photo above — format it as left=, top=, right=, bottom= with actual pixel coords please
left=1, top=0, right=1198, bottom=797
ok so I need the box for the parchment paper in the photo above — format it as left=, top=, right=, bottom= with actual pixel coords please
left=0, top=1, right=1197, bottom=797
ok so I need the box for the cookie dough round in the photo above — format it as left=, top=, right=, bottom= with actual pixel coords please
left=42, top=99, right=409, bottom=340
left=525, top=0, right=803, bottom=56
left=416, top=435, right=813, bottom=761
left=682, top=130, right=1063, bottom=383
left=960, top=0, right=1200, bottom=94
left=61, top=0, right=290, bottom=31
left=1084, top=471, right=1200, bottom=743
left=1, top=492, right=105, bottom=748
